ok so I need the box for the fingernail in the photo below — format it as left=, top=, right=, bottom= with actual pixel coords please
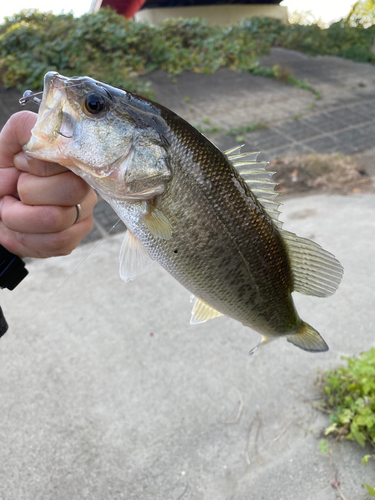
left=0, top=198, right=3, bottom=216
left=13, top=153, right=29, bottom=172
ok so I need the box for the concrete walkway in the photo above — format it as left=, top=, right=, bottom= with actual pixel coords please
left=0, top=194, right=374, bottom=499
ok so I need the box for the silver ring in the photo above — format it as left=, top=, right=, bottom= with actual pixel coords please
left=74, top=204, right=82, bottom=224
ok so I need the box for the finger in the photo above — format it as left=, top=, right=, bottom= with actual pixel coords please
left=0, top=214, right=95, bottom=259
left=0, top=221, right=30, bottom=258
left=0, top=189, right=97, bottom=259
left=0, top=167, right=20, bottom=198
left=13, top=152, right=68, bottom=176
left=17, top=171, right=92, bottom=206
left=0, top=195, right=94, bottom=234
left=0, top=111, right=38, bottom=167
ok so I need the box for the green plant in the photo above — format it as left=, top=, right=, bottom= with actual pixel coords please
left=249, top=63, right=321, bottom=98
left=225, top=123, right=267, bottom=136
left=193, top=124, right=221, bottom=134
left=365, top=483, right=375, bottom=496
left=0, top=10, right=374, bottom=98
left=317, top=348, right=375, bottom=492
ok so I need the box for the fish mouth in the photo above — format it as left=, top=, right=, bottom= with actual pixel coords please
left=24, top=72, right=79, bottom=155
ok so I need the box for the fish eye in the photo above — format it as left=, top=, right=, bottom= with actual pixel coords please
left=84, top=93, right=106, bottom=115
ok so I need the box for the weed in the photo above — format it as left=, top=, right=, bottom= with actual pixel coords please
left=319, top=439, right=328, bottom=453
left=193, top=124, right=221, bottom=134
left=316, top=348, right=375, bottom=492
left=249, top=64, right=321, bottom=97
left=225, top=123, right=267, bottom=136
left=365, top=483, right=375, bottom=496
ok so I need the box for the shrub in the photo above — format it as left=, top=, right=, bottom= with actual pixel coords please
left=317, top=348, right=375, bottom=481
left=0, top=9, right=374, bottom=96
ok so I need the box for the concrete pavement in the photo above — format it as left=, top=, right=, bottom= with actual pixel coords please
left=0, top=194, right=374, bottom=499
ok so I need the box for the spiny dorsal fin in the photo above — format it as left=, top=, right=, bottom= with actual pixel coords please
left=281, top=230, right=343, bottom=297
left=224, top=146, right=260, bottom=161
left=119, top=230, right=154, bottom=282
left=190, top=296, right=223, bottom=325
left=225, top=148, right=282, bottom=227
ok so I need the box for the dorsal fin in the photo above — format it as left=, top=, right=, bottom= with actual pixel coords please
left=190, top=296, right=223, bottom=325
left=225, top=148, right=282, bottom=228
left=281, top=230, right=343, bottom=297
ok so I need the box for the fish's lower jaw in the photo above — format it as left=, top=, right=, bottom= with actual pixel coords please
left=24, top=137, right=67, bottom=164
left=24, top=135, right=46, bottom=153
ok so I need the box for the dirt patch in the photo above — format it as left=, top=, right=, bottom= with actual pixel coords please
left=268, top=153, right=373, bottom=196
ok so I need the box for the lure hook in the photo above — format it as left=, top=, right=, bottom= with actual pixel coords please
left=19, top=90, right=43, bottom=107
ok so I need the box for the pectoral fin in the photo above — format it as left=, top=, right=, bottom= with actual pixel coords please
left=190, top=297, right=223, bottom=325
left=119, top=230, right=154, bottom=282
left=142, top=205, right=172, bottom=240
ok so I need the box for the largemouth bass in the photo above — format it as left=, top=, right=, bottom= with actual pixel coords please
left=23, top=72, right=343, bottom=353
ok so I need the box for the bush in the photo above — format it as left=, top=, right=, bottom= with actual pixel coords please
left=278, top=19, right=375, bottom=63
left=0, top=9, right=374, bottom=96
left=0, top=10, right=275, bottom=94
left=0, top=9, right=156, bottom=94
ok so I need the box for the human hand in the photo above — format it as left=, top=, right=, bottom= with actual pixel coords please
left=0, top=111, right=97, bottom=259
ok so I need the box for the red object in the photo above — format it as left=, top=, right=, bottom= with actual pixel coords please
left=101, top=0, right=147, bottom=18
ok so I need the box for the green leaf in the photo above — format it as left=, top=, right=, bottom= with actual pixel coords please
left=362, top=455, right=372, bottom=466
left=350, top=423, right=366, bottom=447
left=324, top=423, right=337, bottom=436
left=319, top=439, right=328, bottom=453
left=364, top=483, right=375, bottom=496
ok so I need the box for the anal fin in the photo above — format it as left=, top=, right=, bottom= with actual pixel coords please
left=190, top=297, right=223, bottom=325
left=287, top=322, right=328, bottom=353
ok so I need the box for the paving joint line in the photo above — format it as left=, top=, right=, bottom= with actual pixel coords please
left=266, top=97, right=375, bottom=131
left=263, top=119, right=375, bottom=154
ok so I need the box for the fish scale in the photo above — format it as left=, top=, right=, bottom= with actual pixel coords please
left=23, top=72, right=343, bottom=354
left=142, top=123, right=297, bottom=335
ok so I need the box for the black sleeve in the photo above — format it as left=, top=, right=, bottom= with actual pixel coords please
left=0, top=306, right=8, bottom=338
left=0, top=245, right=29, bottom=339
left=0, top=245, right=28, bottom=291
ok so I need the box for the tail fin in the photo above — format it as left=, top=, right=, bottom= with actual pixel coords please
left=287, top=322, right=328, bottom=353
